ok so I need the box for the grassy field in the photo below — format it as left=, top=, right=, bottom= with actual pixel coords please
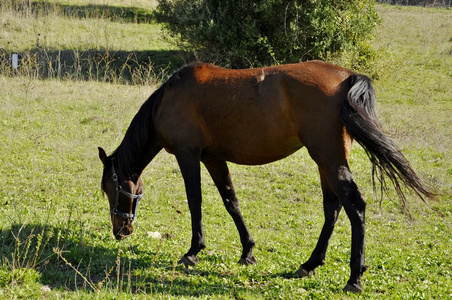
left=1, top=2, right=451, bottom=299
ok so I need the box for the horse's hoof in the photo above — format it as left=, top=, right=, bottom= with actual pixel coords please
left=238, top=255, right=257, bottom=265
left=343, top=282, right=363, bottom=293
left=177, top=255, right=199, bottom=267
left=295, top=267, right=315, bottom=277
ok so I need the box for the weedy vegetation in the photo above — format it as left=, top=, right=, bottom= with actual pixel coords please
left=0, top=1, right=451, bottom=299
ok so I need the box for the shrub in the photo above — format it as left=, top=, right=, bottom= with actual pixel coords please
left=156, top=0, right=381, bottom=69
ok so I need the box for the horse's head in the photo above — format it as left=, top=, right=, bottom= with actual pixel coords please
left=98, top=147, right=144, bottom=240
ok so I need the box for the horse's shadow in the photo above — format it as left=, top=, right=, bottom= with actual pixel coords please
left=1, top=222, right=158, bottom=291
left=1, top=222, right=307, bottom=297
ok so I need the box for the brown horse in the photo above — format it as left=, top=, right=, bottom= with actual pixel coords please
left=98, top=61, right=434, bottom=293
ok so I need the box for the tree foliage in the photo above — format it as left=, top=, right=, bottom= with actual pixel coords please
left=156, top=0, right=381, bottom=69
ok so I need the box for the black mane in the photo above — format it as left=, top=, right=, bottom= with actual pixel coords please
left=114, top=82, right=167, bottom=179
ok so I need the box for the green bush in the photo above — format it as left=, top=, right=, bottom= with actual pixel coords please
left=156, top=0, right=381, bottom=69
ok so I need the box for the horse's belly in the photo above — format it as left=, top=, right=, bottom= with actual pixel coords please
left=204, top=136, right=303, bottom=165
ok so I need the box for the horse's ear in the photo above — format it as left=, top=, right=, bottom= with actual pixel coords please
left=98, top=147, right=108, bottom=165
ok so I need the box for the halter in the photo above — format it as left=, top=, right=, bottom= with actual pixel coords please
left=110, top=161, right=143, bottom=221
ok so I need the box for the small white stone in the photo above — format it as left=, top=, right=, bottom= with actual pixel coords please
left=41, top=285, right=51, bottom=292
left=147, top=231, right=162, bottom=239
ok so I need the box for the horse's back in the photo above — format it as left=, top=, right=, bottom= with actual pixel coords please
left=154, top=61, right=354, bottom=165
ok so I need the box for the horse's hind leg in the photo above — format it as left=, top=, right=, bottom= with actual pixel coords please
left=296, top=171, right=342, bottom=277
left=320, top=162, right=368, bottom=293
left=204, top=159, right=256, bottom=265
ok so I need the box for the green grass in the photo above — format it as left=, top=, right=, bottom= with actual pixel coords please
left=1, top=2, right=452, bottom=299
left=1, top=8, right=166, bottom=51
left=0, top=0, right=189, bottom=83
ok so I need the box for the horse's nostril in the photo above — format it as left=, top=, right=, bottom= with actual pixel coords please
left=123, top=225, right=134, bottom=235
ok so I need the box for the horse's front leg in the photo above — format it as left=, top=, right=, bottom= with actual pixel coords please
left=175, top=151, right=205, bottom=266
left=204, top=159, right=256, bottom=265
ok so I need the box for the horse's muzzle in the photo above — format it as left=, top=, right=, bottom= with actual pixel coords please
left=114, top=224, right=134, bottom=240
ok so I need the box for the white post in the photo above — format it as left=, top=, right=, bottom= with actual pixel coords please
left=12, top=54, right=19, bottom=69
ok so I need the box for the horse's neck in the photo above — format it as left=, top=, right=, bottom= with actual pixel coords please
left=115, top=85, right=165, bottom=179
left=135, top=141, right=162, bottom=175
left=116, top=137, right=162, bottom=180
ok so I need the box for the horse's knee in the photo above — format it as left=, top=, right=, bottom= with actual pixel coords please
left=223, top=197, right=240, bottom=214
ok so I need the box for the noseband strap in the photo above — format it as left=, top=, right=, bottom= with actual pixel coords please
left=110, top=162, right=143, bottom=221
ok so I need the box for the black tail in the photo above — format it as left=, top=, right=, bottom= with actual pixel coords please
left=341, top=74, right=436, bottom=209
